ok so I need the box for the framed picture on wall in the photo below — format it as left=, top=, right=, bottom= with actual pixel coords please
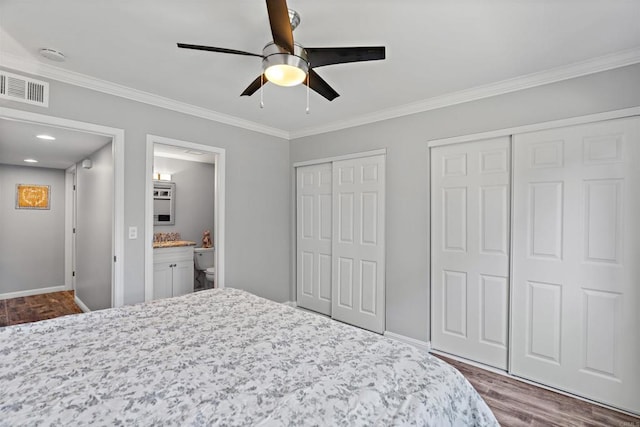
left=16, top=184, right=51, bottom=210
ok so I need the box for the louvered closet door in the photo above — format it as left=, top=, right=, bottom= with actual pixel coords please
left=296, top=163, right=333, bottom=315
left=511, top=117, right=640, bottom=414
left=431, top=137, right=511, bottom=370
left=332, top=155, right=386, bottom=333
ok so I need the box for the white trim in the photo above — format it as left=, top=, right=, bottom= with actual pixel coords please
left=74, top=295, right=91, bottom=313
left=145, top=139, right=154, bottom=302
left=0, top=107, right=125, bottom=308
left=282, top=301, right=298, bottom=308
left=112, top=130, right=125, bottom=307
left=429, top=349, right=639, bottom=418
left=0, top=286, right=66, bottom=301
left=292, top=148, right=387, bottom=168
left=427, top=106, right=640, bottom=148
left=145, top=134, right=226, bottom=302
left=290, top=47, right=640, bottom=139
left=64, top=165, right=76, bottom=291
left=5, top=47, right=639, bottom=141
left=383, top=331, right=431, bottom=353
left=430, top=349, right=508, bottom=375
left=0, top=53, right=288, bottom=140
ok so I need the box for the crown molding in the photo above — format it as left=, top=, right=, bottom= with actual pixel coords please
left=289, top=47, right=640, bottom=139
left=2, top=47, right=639, bottom=142
left=0, top=52, right=289, bottom=140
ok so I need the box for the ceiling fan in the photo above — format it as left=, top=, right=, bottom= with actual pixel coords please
left=177, top=0, right=385, bottom=101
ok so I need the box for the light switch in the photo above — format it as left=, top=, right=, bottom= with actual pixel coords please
left=128, top=226, right=138, bottom=239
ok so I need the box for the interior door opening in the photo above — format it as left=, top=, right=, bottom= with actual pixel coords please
left=0, top=107, right=124, bottom=310
left=144, top=135, right=225, bottom=302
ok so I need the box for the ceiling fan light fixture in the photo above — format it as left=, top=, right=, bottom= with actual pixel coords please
left=265, top=64, right=307, bottom=87
left=262, top=42, right=309, bottom=87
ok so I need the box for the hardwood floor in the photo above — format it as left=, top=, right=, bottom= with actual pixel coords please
left=0, top=291, right=83, bottom=327
left=435, top=354, right=639, bottom=427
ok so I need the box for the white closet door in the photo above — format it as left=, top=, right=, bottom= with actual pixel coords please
left=331, top=155, right=386, bottom=333
left=296, top=163, right=333, bottom=315
left=431, top=137, right=511, bottom=369
left=511, top=117, right=640, bottom=413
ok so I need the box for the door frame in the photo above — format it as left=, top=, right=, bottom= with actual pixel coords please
left=144, top=134, right=226, bottom=302
left=0, top=106, right=126, bottom=307
left=64, top=164, right=77, bottom=291
left=427, top=106, right=640, bottom=148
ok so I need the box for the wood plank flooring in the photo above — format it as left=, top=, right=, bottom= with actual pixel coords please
left=436, top=354, right=639, bottom=427
left=0, top=291, right=83, bottom=327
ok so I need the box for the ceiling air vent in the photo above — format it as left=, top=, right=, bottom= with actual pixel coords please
left=0, top=71, right=49, bottom=107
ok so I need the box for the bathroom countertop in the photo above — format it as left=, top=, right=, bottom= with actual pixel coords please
left=153, top=240, right=197, bottom=249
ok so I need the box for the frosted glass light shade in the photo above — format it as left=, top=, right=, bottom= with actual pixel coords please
left=265, top=64, right=307, bottom=87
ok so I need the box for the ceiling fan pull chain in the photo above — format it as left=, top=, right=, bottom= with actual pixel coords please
left=260, top=74, right=264, bottom=108
left=305, top=73, right=310, bottom=114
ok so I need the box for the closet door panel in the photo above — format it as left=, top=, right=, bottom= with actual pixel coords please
left=431, top=137, right=510, bottom=370
left=296, top=163, right=332, bottom=315
left=511, top=117, right=640, bottom=414
left=332, top=155, right=385, bottom=333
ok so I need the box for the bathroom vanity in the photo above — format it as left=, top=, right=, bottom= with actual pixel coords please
left=153, top=245, right=194, bottom=300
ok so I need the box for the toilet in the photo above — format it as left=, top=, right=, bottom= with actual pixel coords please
left=194, top=247, right=215, bottom=287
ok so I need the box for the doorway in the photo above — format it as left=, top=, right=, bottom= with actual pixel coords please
left=0, top=107, right=125, bottom=308
left=144, top=134, right=225, bottom=302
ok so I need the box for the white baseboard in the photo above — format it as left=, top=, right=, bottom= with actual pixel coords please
left=384, top=331, right=431, bottom=353
left=282, top=301, right=298, bottom=308
left=0, top=285, right=67, bottom=301
left=429, top=349, right=508, bottom=375
left=74, top=295, right=91, bottom=313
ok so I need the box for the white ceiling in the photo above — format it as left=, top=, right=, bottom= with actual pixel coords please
left=0, top=118, right=112, bottom=169
left=1, top=1, right=639, bottom=136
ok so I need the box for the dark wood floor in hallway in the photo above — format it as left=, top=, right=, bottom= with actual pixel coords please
left=0, top=290, right=83, bottom=327
left=435, top=354, right=639, bottom=427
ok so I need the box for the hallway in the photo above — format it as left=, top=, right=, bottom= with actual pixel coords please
left=0, top=291, right=83, bottom=327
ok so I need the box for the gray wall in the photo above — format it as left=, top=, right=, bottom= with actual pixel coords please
left=0, top=164, right=65, bottom=294
left=75, top=143, right=113, bottom=310
left=290, top=63, right=640, bottom=342
left=0, top=65, right=291, bottom=304
left=153, top=157, right=215, bottom=245
left=3, top=62, right=639, bottom=339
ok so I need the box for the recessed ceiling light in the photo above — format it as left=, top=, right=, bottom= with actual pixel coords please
left=24, top=158, right=39, bottom=163
left=39, top=48, right=66, bottom=62
left=36, top=134, right=56, bottom=140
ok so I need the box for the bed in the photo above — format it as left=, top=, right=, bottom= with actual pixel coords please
left=0, top=288, right=498, bottom=426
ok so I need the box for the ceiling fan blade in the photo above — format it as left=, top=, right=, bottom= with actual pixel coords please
left=240, top=74, right=267, bottom=97
left=303, top=69, right=339, bottom=101
left=177, top=43, right=263, bottom=58
left=266, top=0, right=295, bottom=53
left=306, top=46, right=386, bottom=68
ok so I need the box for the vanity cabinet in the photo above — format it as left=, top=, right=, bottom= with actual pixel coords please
left=153, top=246, right=194, bottom=300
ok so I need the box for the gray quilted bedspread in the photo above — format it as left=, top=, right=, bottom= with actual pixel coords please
left=0, top=288, right=498, bottom=426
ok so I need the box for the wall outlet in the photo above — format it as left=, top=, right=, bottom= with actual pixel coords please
left=128, top=226, right=138, bottom=239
